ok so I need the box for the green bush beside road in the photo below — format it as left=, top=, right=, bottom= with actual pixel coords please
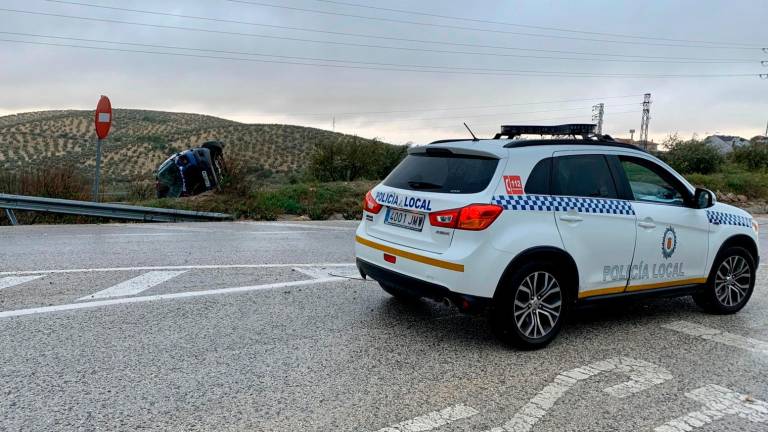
left=654, top=135, right=768, bottom=209
left=135, top=181, right=375, bottom=221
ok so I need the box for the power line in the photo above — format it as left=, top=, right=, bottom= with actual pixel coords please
left=15, top=5, right=760, bottom=65
left=222, top=0, right=763, bottom=50
left=308, top=0, right=762, bottom=48
left=38, top=0, right=762, bottom=63
left=0, top=32, right=749, bottom=78
left=343, top=103, right=640, bottom=124
left=396, top=111, right=640, bottom=132
left=1, top=37, right=759, bottom=79
left=295, top=95, right=645, bottom=116
left=0, top=31, right=659, bottom=73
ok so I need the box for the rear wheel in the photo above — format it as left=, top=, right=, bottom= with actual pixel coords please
left=379, top=283, right=421, bottom=302
left=491, top=261, right=568, bottom=349
left=693, top=247, right=755, bottom=314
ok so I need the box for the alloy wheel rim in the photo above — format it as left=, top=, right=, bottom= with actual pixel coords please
left=714, top=255, right=751, bottom=307
left=513, top=271, right=562, bottom=339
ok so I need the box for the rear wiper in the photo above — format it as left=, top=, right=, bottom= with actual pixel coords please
left=408, top=181, right=443, bottom=190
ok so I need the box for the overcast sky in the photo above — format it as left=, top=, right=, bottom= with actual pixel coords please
left=1, top=0, right=766, bottom=144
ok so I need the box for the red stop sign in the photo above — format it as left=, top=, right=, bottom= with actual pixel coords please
left=94, top=95, right=112, bottom=139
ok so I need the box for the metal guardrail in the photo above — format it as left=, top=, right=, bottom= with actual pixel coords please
left=0, top=193, right=232, bottom=225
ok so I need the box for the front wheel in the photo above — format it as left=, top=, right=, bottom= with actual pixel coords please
left=693, top=246, right=755, bottom=314
left=490, top=262, right=568, bottom=349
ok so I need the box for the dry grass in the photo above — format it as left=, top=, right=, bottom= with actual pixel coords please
left=0, top=167, right=90, bottom=200
left=0, top=109, right=386, bottom=190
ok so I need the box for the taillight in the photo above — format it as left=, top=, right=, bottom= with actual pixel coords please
left=362, top=190, right=383, bottom=214
left=457, top=204, right=503, bottom=230
left=430, top=204, right=502, bottom=231
left=429, top=208, right=460, bottom=229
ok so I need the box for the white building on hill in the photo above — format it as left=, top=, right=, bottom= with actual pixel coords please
left=704, top=135, right=749, bottom=154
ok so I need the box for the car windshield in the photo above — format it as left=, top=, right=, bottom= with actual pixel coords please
left=383, top=153, right=499, bottom=194
left=156, top=158, right=183, bottom=197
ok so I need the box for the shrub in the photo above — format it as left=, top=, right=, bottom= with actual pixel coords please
left=686, top=163, right=768, bottom=199
left=730, top=142, right=768, bottom=171
left=0, top=167, right=90, bottom=199
left=309, top=137, right=406, bottom=182
left=661, top=135, right=723, bottom=174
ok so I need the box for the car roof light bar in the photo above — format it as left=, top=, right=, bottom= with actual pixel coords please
left=494, top=123, right=596, bottom=139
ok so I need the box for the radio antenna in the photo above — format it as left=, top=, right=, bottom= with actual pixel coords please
left=463, top=122, right=479, bottom=141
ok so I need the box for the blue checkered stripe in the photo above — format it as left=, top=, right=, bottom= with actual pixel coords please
left=491, top=195, right=635, bottom=215
left=706, top=210, right=751, bottom=227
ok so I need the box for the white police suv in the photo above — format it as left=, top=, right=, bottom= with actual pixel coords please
left=355, top=124, right=760, bottom=349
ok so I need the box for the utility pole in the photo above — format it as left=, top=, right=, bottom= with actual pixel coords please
left=332, top=115, right=336, bottom=132
left=629, top=129, right=636, bottom=141
left=764, top=119, right=767, bottom=137
left=640, top=93, right=651, bottom=150
left=592, top=103, right=604, bottom=135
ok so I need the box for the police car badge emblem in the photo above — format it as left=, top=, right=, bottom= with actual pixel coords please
left=661, top=226, right=677, bottom=259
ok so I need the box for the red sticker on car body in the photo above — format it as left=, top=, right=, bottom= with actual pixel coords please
left=504, top=175, right=524, bottom=195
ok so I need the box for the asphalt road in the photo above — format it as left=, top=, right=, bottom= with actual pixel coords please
left=1, top=220, right=767, bottom=431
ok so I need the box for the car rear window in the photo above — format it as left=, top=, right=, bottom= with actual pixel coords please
left=383, top=153, right=499, bottom=194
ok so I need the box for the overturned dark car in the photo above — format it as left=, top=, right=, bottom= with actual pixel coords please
left=155, top=141, right=227, bottom=198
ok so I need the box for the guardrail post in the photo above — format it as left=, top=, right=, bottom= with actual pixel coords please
left=4, top=208, right=18, bottom=226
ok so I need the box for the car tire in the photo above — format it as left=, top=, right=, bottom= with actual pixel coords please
left=490, top=261, right=569, bottom=349
left=379, top=283, right=422, bottom=302
left=693, top=246, right=755, bottom=314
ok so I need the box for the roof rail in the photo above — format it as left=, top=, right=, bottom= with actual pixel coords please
left=503, top=138, right=645, bottom=152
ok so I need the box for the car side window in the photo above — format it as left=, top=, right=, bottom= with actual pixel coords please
left=553, top=155, right=618, bottom=199
left=524, top=157, right=551, bottom=194
left=619, top=157, right=686, bottom=206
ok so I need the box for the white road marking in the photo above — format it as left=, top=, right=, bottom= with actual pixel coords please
left=242, top=222, right=356, bottom=231
left=375, top=404, right=478, bottom=432
left=0, top=263, right=356, bottom=276
left=244, top=231, right=322, bottom=235
left=0, top=275, right=44, bottom=290
left=486, top=357, right=673, bottom=432
left=123, top=224, right=212, bottom=232
left=654, top=384, right=768, bottom=431
left=293, top=266, right=362, bottom=280
left=69, top=233, right=190, bottom=237
left=21, top=230, right=329, bottom=239
left=0, top=277, right=342, bottom=319
left=78, top=271, right=187, bottom=301
left=663, top=320, right=768, bottom=356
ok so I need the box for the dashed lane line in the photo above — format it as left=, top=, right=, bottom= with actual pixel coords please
left=663, top=320, right=768, bottom=356
left=0, top=277, right=342, bottom=319
left=0, top=275, right=45, bottom=290
left=0, top=263, right=356, bottom=276
left=78, top=271, right=188, bottom=301
left=374, top=404, right=479, bottom=432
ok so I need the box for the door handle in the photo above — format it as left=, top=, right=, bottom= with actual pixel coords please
left=559, top=215, right=583, bottom=223
left=638, top=221, right=656, bottom=229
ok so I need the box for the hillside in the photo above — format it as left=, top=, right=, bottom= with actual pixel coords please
left=0, top=109, right=384, bottom=186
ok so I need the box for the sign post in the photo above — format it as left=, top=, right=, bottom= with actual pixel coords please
left=93, top=95, right=112, bottom=202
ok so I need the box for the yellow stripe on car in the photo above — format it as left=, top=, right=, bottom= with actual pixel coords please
left=579, top=277, right=708, bottom=299
left=355, top=235, right=465, bottom=272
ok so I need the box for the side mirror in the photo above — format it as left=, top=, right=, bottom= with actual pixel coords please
left=693, top=188, right=716, bottom=209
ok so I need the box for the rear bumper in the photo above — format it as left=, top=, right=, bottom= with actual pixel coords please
left=356, top=258, right=491, bottom=312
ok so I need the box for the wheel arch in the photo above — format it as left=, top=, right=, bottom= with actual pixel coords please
left=494, top=246, right=580, bottom=303
left=711, top=234, right=759, bottom=273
